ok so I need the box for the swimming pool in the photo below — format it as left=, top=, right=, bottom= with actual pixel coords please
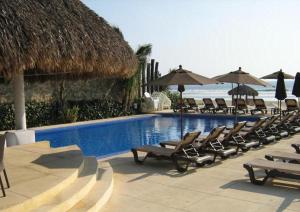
left=35, top=114, right=257, bottom=158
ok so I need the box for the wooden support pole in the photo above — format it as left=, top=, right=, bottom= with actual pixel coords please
left=150, top=59, right=155, bottom=94
left=146, top=63, right=151, bottom=93
left=13, top=72, right=27, bottom=130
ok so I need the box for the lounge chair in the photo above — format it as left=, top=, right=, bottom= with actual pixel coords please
left=291, top=143, right=300, bottom=154
left=239, top=117, right=276, bottom=145
left=200, top=98, right=216, bottom=113
left=196, top=126, right=237, bottom=161
left=284, top=99, right=298, bottom=114
left=220, top=121, right=260, bottom=152
left=265, top=151, right=300, bottom=163
left=0, top=134, right=9, bottom=197
left=233, top=99, right=248, bottom=114
left=273, top=113, right=299, bottom=135
left=131, top=131, right=214, bottom=172
left=261, top=114, right=289, bottom=139
left=185, top=98, right=199, bottom=112
left=287, top=112, right=300, bottom=126
left=243, top=159, right=300, bottom=185
left=173, top=99, right=188, bottom=112
left=215, top=98, right=229, bottom=113
left=279, top=112, right=300, bottom=135
left=251, top=99, right=268, bottom=115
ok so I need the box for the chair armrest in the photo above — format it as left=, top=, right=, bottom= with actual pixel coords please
left=160, top=140, right=180, bottom=147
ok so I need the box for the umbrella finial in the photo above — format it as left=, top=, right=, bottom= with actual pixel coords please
left=280, top=69, right=283, bottom=72
left=238, top=67, right=242, bottom=71
left=179, top=65, right=182, bottom=69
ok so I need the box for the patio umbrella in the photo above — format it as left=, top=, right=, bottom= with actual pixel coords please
left=150, top=65, right=217, bottom=139
left=275, top=71, right=287, bottom=119
left=261, top=69, right=292, bottom=109
left=261, top=69, right=294, bottom=79
left=214, top=67, right=268, bottom=123
left=292, top=72, right=300, bottom=108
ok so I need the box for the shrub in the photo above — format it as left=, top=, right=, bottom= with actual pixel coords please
left=0, top=104, right=15, bottom=130
left=0, top=98, right=133, bottom=131
left=163, top=90, right=180, bottom=109
left=64, top=106, right=79, bottom=123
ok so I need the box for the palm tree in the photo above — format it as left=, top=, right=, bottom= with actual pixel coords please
left=123, top=44, right=152, bottom=110
left=136, top=44, right=152, bottom=97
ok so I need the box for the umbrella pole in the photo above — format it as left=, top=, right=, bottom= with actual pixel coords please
left=298, top=97, right=300, bottom=115
left=280, top=100, right=282, bottom=120
left=235, top=83, right=239, bottom=124
left=180, top=91, right=183, bottom=139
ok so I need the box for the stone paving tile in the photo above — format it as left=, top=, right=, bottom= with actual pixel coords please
left=217, top=180, right=299, bottom=207
left=102, top=193, right=189, bottom=212
left=104, top=134, right=300, bottom=211
left=186, top=195, right=263, bottom=212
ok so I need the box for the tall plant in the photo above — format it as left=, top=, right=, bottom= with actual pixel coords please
left=123, top=44, right=152, bottom=110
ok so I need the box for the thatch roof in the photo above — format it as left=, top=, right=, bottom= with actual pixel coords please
left=228, top=85, right=258, bottom=96
left=0, top=0, right=137, bottom=79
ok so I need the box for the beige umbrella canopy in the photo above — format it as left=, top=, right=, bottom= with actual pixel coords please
left=0, top=0, right=137, bottom=130
left=0, top=0, right=137, bottom=79
left=215, top=67, right=268, bottom=123
left=150, top=65, right=216, bottom=86
left=215, top=67, right=269, bottom=86
left=150, top=65, right=217, bottom=138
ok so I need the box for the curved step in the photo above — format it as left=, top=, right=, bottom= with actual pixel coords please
left=2, top=144, right=83, bottom=212
left=69, top=161, right=114, bottom=212
left=33, top=157, right=98, bottom=212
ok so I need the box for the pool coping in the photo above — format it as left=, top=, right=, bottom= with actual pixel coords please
left=8, top=114, right=157, bottom=133
left=1, top=112, right=262, bottom=134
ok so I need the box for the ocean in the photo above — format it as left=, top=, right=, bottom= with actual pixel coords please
left=169, top=79, right=296, bottom=101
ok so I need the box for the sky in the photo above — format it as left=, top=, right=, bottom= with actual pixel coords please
left=82, top=0, right=300, bottom=77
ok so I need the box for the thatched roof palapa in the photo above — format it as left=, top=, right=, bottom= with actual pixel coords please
left=228, top=85, right=258, bottom=96
left=0, top=0, right=137, bottom=79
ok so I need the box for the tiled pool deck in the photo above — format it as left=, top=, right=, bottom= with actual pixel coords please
left=101, top=134, right=300, bottom=212
left=1, top=113, right=300, bottom=211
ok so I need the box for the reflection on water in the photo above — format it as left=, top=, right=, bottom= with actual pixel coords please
left=36, top=115, right=256, bottom=158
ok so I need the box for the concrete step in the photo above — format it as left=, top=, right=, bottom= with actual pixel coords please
left=32, top=157, right=98, bottom=212
left=69, top=161, right=114, bottom=212
left=2, top=144, right=83, bottom=212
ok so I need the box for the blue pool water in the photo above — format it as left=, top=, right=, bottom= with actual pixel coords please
left=35, top=114, right=257, bottom=158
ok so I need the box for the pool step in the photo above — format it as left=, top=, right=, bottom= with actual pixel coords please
left=32, top=157, right=98, bottom=212
left=68, top=161, right=114, bottom=212
left=2, top=144, right=83, bottom=212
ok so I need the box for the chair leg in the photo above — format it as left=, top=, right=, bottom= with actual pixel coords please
left=3, top=169, right=9, bottom=188
left=131, top=149, right=148, bottom=164
left=0, top=175, right=5, bottom=197
left=243, top=164, right=269, bottom=185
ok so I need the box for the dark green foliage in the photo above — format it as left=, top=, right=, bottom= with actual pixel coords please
left=0, top=99, right=132, bottom=131
left=0, top=104, right=15, bottom=130
left=25, top=101, right=59, bottom=127
left=68, top=99, right=131, bottom=121
left=164, top=90, right=180, bottom=109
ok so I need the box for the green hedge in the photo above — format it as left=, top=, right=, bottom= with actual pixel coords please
left=68, top=99, right=131, bottom=121
left=163, top=90, right=180, bottom=109
left=0, top=99, right=132, bottom=131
